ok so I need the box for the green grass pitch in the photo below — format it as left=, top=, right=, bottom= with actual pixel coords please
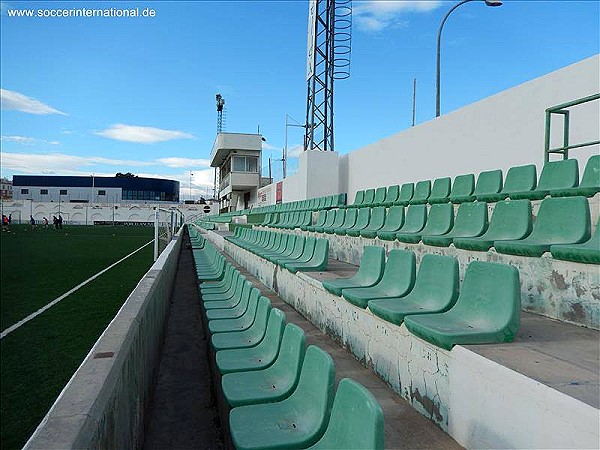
left=0, top=224, right=155, bottom=450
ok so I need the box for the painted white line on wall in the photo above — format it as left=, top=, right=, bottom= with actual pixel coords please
left=0, top=239, right=154, bottom=340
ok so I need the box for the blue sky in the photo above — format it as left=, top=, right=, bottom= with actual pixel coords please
left=1, top=0, right=598, bottom=199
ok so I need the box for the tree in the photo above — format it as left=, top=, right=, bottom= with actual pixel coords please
left=115, top=172, right=137, bottom=178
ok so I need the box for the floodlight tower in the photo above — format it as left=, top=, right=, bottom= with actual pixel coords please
left=213, top=93, right=226, bottom=200
left=304, top=0, right=352, bottom=152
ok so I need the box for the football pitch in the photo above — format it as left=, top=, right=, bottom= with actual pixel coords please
left=0, top=224, right=155, bottom=450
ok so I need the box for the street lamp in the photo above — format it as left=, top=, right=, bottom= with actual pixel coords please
left=189, top=171, right=194, bottom=201
left=435, top=0, right=502, bottom=117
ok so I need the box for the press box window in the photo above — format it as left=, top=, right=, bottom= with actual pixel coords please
left=21, top=189, right=29, bottom=194
left=232, top=156, right=258, bottom=173
left=98, top=190, right=106, bottom=196
left=60, top=190, right=67, bottom=195
left=40, top=189, right=48, bottom=195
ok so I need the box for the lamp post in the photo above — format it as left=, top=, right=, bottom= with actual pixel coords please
left=189, top=171, right=193, bottom=201
left=435, top=0, right=502, bottom=117
left=284, top=114, right=308, bottom=179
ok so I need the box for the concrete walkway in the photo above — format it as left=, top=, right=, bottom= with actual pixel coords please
left=143, top=236, right=224, bottom=450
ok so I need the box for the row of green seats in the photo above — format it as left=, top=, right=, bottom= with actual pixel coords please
left=305, top=197, right=599, bottom=264
left=345, top=155, right=599, bottom=209
left=193, top=239, right=384, bottom=449
left=322, top=246, right=521, bottom=350
left=188, top=225, right=207, bottom=249
left=262, top=211, right=313, bottom=229
left=226, top=228, right=329, bottom=273
left=193, top=220, right=216, bottom=231
left=250, top=193, right=347, bottom=215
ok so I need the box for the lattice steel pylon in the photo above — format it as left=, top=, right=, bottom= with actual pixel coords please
left=304, top=0, right=351, bottom=152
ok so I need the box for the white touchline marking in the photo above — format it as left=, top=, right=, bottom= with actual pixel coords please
left=0, top=239, right=154, bottom=340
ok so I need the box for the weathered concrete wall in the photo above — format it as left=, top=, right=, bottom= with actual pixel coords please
left=224, top=240, right=600, bottom=449
left=24, top=231, right=183, bottom=450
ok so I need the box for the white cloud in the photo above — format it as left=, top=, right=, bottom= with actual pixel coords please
left=1, top=135, right=60, bottom=146
left=96, top=124, right=195, bottom=144
left=286, top=144, right=304, bottom=158
left=0, top=88, right=67, bottom=115
left=354, top=0, right=442, bottom=32
left=156, top=157, right=211, bottom=169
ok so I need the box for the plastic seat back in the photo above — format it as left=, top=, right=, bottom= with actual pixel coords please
left=285, top=235, right=306, bottom=260
left=363, top=189, right=376, bottom=206
left=502, top=164, right=537, bottom=195
left=398, top=205, right=426, bottom=233
left=338, top=208, right=357, bottom=230
left=322, top=209, right=337, bottom=228
left=450, top=261, right=520, bottom=333
left=298, top=237, right=317, bottom=262
left=580, top=154, right=600, bottom=190
left=314, top=210, right=327, bottom=227
left=409, top=180, right=431, bottom=204
left=396, top=183, right=414, bottom=205
left=410, top=254, right=459, bottom=309
left=528, top=196, right=591, bottom=244
left=378, top=206, right=404, bottom=232
left=351, top=190, right=365, bottom=207
left=419, top=203, right=453, bottom=235
left=365, top=207, right=386, bottom=231
left=353, top=246, right=385, bottom=285
left=474, top=169, right=503, bottom=198
left=373, top=187, right=386, bottom=205
left=537, top=159, right=578, bottom=191
left=428, top=177, right=451, bottom=203
left=285, top=345, right=335, bottom=441
left=329, top=209, right=346, bottom=229
left=352, top=207, right=371, bottom=230
left=450, top=201, right=488, bottom=236
left=267, top=323, right=306, bottom=389
left=310, top=378, right=384, bottom=450
left=449, top=174, right=475, bottom=203
left=486, top=200, right=532, bottom=240
left=383, top=185, right=400, bottom=205
left=376, top=249, right=416, bottom=296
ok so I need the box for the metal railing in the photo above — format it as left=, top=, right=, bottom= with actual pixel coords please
left=544, top=93, right=600, bottom=162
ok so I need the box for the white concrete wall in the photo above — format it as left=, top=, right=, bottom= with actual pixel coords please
left=282, top=150, right=341, bottom=202
left=340, top=56, right=599, bottom=201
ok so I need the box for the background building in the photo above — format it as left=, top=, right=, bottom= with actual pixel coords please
left=1, top=178, right=13, bottom=200
left=12, top=175, right=180, bottom=203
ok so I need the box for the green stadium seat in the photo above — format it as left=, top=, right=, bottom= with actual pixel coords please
left=359, top=207, right=386, bottom=238
left=334, top=193, right=347, bottom=207
left=477, top=164, right=536, bottom=202
left=342, top=249, right=416, bottom=309
left=510, top=159, right=578, bottom=200
left=427, top=177, right=451, bottom=204
left=206, top=287, right=261, bottom=322
left=449, top=174, right=475, bottom=204
left=208, top=289, right=261, bottom=333
left=468, top=169, right=503, bottom=202
left=551, top=155, right=600, bottom=197
left=229, top=345, right=335, bottom=450
left=309, top=378, right=384, bottom=450
left=363, top=188, right=376, bottom=206
left=346, top=190, right=365, bottom=209
left=394, top=183, right=414, bottom=206
left=278, top=237, right=316, bottom=267
left=381, top=185, right=400, bottom=207
left=204, top=281, right=252, bottom=312
left=551, top=218, right=600, bottom=264
left=323, top=209, right=346, bottom=234
left=216, top=309, right=286, bottom=374
left=284, top=238, right=328, bottom=273
left=303, top=211, right=325, bottom=231
left=375, top=206, right=407, bottom=240
left=369, top=254, right=459, bottom=325
left=200, top=265, right=236, bottom=294
left=422, top=201, right=488, bottom=247
left=266, top=235, right=299, bottom=263
left=397, top=203, right=453, bottom=244
left=494, top=196, right=591, bottom=257
left=273, top=236, right=307, bottom=266
left=211, top=297, right=272, bottom=351
left=453, top=200, right=532, bottom=251
left=322, top=246, right=385, bottom=296
left=346, top=207, right=371, bottom=237
left=372, top=187, right=387, bottom=206
left=313, top=209, right=336, bottom=233
left=221, top=324, right=306, bottom=408
left=404, top=261, right=521, bottom=350
left=409, top=180, right=431, bottom=205
left=333, top=208, right=358, bottom=235
left=202, top=273, right=245, bottom=303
